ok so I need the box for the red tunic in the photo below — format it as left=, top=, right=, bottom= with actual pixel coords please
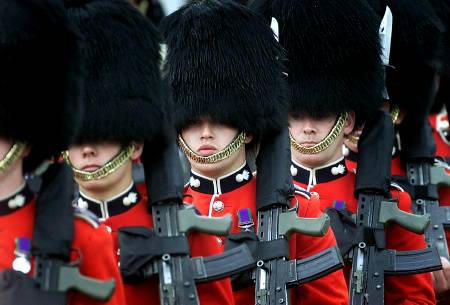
left=0, top=184, right=126, bottom=305
left=291, top=158, right=436, bottom=305
left=429, top=113, right=450, bottom=158
left=77, top=182, right=233, bottom=305
left=184, top=163, right=348, bottom=305
left=429, top=113, right=450, bottom=207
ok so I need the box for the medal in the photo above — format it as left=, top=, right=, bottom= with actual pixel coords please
left=12, top=237, right=31, bottom=274
left=237, top=208, right=254, bottom=232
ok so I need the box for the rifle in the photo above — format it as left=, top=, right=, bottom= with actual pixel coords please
left=399, top=116, right=450, bottom=260
left=250, top=128, right=344, bottom=305
left=119, top=136, right=255, bottom=305
left=347, top=111, right=441, bottom=305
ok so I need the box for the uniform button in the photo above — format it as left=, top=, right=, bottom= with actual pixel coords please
left=106, top=226, right=112, bottom=233
left=217, top=238, right=223, bottom=245
left=213, top=201, right=224, bottom=212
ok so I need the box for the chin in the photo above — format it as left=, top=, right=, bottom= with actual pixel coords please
left=191, top=162, right=224, bottom=177
left=77, top=179, right=109, bottom=193
left=190, top=154, right=242, bottom=178
left=297, top=154, right=329, bottom=168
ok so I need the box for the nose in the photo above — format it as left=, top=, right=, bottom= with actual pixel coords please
left=200, top=122, right=214, bottom=140
left=303, top=120, right=316, bottom=135
left=81, top=145, right=97, bottom=158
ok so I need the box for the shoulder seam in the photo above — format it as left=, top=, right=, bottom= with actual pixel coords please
left=293, top=184, right=311, bottom=200
left=74, top=208, right=100, bottom=229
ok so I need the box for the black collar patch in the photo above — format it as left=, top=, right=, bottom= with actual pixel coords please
left=291, top=158, right=348, bottom=186
left=76, top=183, right=141, bottom=220
left=0, top=183, right=34, bottom=216
left=188, top=163, right=253, bottom=195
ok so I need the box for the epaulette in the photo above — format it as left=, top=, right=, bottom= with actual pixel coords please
left=390, top=181, right=405, bottom=193
left=293, top=184, right=311, bottom=200
left=74, top=207, right=100, bottom=228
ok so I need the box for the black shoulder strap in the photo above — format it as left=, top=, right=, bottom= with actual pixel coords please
left=32, top=163, right=74, bottom=259
left=355, top=110, right=394, bottom=196
left=255, top=129, right=293, bottom=210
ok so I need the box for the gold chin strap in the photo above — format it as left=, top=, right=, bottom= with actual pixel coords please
left=0, top=142, right=27, bottom=174
left=390, top=104, right=400, bottom=124
left=63, top=144, right=135, bottom=181
left=290, top=113, right=348, bottom=155
left=178, top=132, right=246, bottom=164
left=346, top=133, right=360, bottom=145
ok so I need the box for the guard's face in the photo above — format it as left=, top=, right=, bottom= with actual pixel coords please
left=67, top=142, right=142, bottom=199
left=180, top=119, right=251, bottom=178
left=289, top=113, right=354, bottom=168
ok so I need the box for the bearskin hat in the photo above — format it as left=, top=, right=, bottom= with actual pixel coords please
left=429, top=0, right=450, bottom=76
left=386, top=0, right=444, bottom=114
left=263, top=0, right=383, bottom=126
left=365, top=0, right=388, bottom=23
left=428, top=0, right=450, bottom=113
left=0, top=0, right=83, bottom=172
left=65, top=0, right=166, bottom=145
left=160, top=0, right=287, bottom=138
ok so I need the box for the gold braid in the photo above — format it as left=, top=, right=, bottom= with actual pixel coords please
left=0, top=142, right=27, bottom=174
left=63, top=144, right=135, bottom=181
left=178, top=132, right=246, bottom=164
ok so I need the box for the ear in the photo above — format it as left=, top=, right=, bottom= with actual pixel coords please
left=22, top=145, right=31, bottom=159
left=131, top=142, right=144, bottom=161
left=343, top=112, right=356, bottom=136
left=244, top=133, right=253, bottom=144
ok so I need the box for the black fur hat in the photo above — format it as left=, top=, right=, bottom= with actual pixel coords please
left=264, top=0, right=383, bottom=125
left=160, top=0, right=287, bottom=138
left=0, top=0, right=83, bottom=172
left=66, top=0, right=166, bottom=145
left=365, top=0, right=388, bottom=23
left=429, top=0, right=450, bottom=76
left=386, top=0, right=444, bottom=114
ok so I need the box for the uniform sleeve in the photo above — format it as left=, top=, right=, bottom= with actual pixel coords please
left=291, top=195, right=349, bottom=305
left=69, top=221, right=126, bottom=305
left=384, top=190, right=436, bottom=305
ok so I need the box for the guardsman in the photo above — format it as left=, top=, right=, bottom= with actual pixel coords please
left=63, top=0, right=234, bottom=304
left=0, top=0, right=125, bottom=304
left=389, top=0, right=450, bottom=301
left=160, top=1, right=348, bottom=304
left=272, top=0, right=436, bottom=303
